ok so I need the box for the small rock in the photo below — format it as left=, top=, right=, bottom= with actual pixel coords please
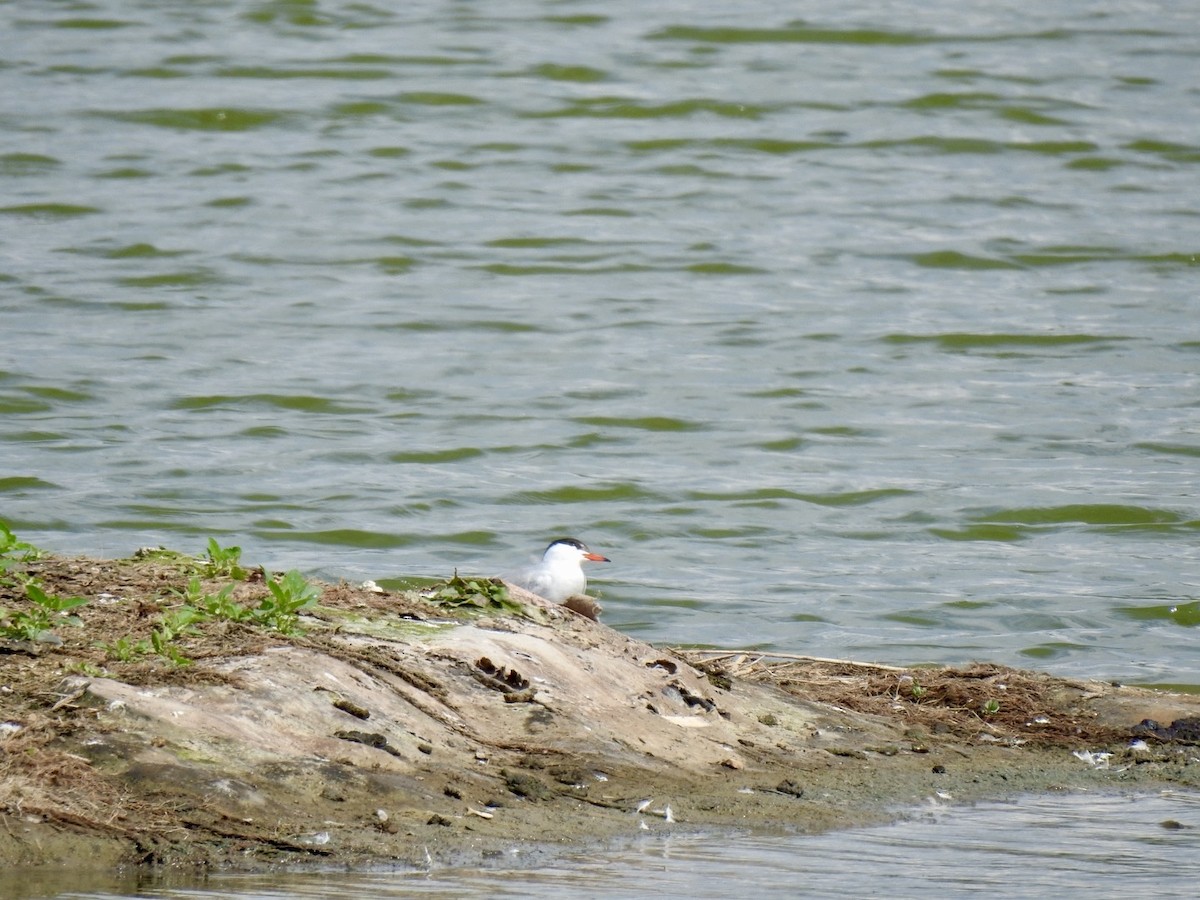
left=332, top=697, right=370, bottom=720
left=427, top=814, right=453, bottom=827
left=1133, top=717, right=1200, bottom=743
left=549, top=766, right=587, bottom=786
left=334, top=730, right=405, bottom=758
left=826, top=748, right=868, bottom=760
left=706, top=671, right=733, bottom=691
left=719, top=757, right=744, bottom=770
left=503, top=771, right=555, bottom=801
left=775, top=779, right=804, bottom=798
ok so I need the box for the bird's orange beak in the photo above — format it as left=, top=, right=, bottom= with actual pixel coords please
left=584, top=552, right=609, bottom=563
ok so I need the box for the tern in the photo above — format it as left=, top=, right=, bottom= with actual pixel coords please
left=507, top=537, right=610, bottom=604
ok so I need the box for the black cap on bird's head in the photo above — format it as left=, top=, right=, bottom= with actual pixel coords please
left=544, top=537, right=610, bottom=563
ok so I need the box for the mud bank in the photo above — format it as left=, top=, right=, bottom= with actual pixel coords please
left=2, top=552, right=1199, bottom=874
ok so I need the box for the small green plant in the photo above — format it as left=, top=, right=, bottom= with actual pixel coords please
left=425, top=572, right=523, bottom=614
left=131, top=546, right=190, bottom=562
left=908, top=681, right=928, bottom=702
left=0, top=521, right=43, bottom=560
left=255, top=570, right=320, bottom=634
left=175, top=577, right=246, bottom=621
left=197, top=584, right=246, bottom=620
left=157, top=606, right=203, bottom=639
left=148, top=606, right=203, bottom=666
left=103, top=634, right=152, bottom=662
left=170, top=576, right=206, bottom=605
left=0, top=583, right=89, bottom=642
left=200, top=538, right=248, bottom=580
left=0, top=522, right=44, bottom=576
left=103, top=560, right=321, bottom=665
left=103, top=604, right=200, bottom=667
left=1, top=568, right=35, bottom=590
left=68, top=660, right=106, bottom=677
left=150, top=635, right=192, bottom=667
left=168, top=570, right=318, bottom=636
left=981, top=698, right=1001, bottom=716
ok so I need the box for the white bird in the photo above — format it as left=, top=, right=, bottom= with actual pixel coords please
left=506, top=538, right=610, bottom=603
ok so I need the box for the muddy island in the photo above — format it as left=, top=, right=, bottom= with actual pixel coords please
left=2, top=536, right=1199, bottom=874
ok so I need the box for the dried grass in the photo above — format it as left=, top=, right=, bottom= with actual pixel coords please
left=678, top=649, right=1131, bottom=747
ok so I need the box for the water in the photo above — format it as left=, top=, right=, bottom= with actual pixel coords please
left=10, top=792, right=1200, bottom=899
left=2, top=6, right=1199, bottom=683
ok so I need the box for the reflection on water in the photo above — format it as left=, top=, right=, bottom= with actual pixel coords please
left=19, top=792, right=1200, bottom=900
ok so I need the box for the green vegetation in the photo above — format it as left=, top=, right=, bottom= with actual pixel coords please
left=173, top=576, right=237, bottom=615
left=0, top=523, right=87, bottom=643
left=1, top=523, right=527, bottom=670
left=104, top=634, right=151, bottom=663
left=100, top=595, right=204, bottom=667
left=258, top=569, right=321, bottom=633
left=1, top=521, right=323, bottom=666
left=200, top=537, right=249, bottom=580
left=1, top=521, right=43, bottom=574
left=149, top=606, right=203, bottom=667
left=130, top=540, right=250, bottom=581
left=132, top=569, right=320, bottom=665
left=426, top=571, right=523, bottom=614
left=170, top=570, right=318, bottom=634
left=0, top=581, right=89, bottom=643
